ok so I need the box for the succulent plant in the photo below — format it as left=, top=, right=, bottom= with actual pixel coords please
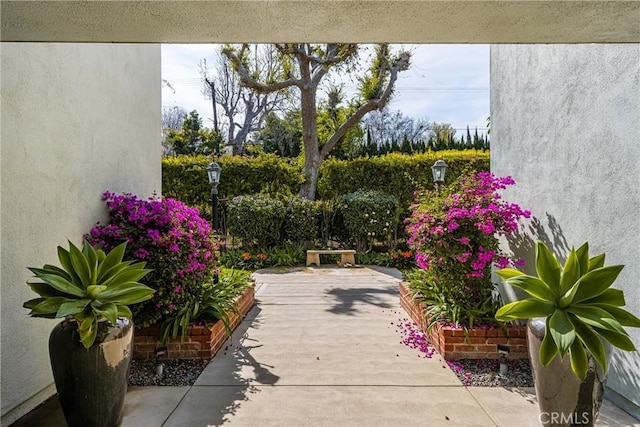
left=495, top=241, right=640, bottom=380
left=24, top=241, right=154, bottom=348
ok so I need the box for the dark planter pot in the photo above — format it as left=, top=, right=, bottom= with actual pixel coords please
left=49, top=317, right=133, bottom=427
left=528, top=318, right=609, bottom=427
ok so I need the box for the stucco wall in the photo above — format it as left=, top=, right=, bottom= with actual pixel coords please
left=0, top=43, right=161, bottom=424
left=491, top=44, right=640, bottom=418
left=2, top=1, right=639, bottom=43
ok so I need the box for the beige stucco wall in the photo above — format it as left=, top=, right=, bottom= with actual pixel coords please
left=0, top=43, right=161, bottom=424
left=491, top=44, right=640, bottom=418
left=1, top=1, right=639, bottom=43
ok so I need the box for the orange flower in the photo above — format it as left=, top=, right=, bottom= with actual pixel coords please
left=242, top=252, right=251, bottom=260
left=257, top=253, right=267, bottom=260
left=401, top=251, right=412, bottom=258
left=391, top=253, right=399, bottom=259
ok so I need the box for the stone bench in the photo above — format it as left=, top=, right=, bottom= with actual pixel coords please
left=306, top=249, right=356, bottom=267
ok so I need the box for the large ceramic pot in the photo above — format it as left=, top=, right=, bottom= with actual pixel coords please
left=527, top=318, right=609, bottom=427
left=49, top=317, right=133, bottom=427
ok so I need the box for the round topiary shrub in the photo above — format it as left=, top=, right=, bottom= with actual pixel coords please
left=283, top=197, right=320, bottom=246
left=227, top=194, right=286, bottom=248
left=338, top=189, right=399, bottom=252
left=86, top=192, right=217, bottom=327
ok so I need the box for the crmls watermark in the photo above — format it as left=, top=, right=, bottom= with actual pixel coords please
left=539, top=412, right=591, bottom=425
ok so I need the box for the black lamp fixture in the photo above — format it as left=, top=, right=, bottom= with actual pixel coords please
left=207, top=160, right=221, bottom=285
left=207, top=161, right=221, bottom=231
left=431, top=159, right=448, bottom=193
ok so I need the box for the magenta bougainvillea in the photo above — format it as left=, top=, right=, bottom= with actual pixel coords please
left=87, top=192, right=217, bottom=327
left=405, top=171, right=530, bottom=327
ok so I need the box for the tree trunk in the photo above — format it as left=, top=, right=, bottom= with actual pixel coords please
left=300, top=149, right=320, bottom=200
left=233, top=98, right=257, bottom=155
left=298, top=58, right=320, bottom=200
left=222, top=44, right=409, bottom=200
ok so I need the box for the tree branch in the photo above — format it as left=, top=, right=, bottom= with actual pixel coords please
left=310, top=44, right=357, bottom=67
left=320, top=51, right=410, bottom=159
left=222, top=45, right=300, bottom=93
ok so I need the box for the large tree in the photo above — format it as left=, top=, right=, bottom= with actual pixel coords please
left=200, top=46, right=290, bottom=155
left=164, top=110, right=223, bottom=156
left=430, top=122, right=456, bottom=142
left=362, top=107, right=430, bottom=146
left=259, top=111, right=303, bottom=157
left=223, top=44, right=411, bottom=199
left=162, top=106, right=187, bottom=140
left=316, top=84, right=366, bottom=160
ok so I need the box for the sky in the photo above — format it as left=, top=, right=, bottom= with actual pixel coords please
left=161, top=44, right=490, bottom=136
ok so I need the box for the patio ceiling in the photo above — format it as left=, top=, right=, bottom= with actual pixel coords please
left=1, top=0, right=638, bottom=43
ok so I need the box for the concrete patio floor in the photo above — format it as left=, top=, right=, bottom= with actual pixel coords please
left=14, top=266, right=639, bottom=426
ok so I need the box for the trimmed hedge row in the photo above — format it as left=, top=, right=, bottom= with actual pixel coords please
left=162, top=154, right=302, bottom=215
left=316, top=150, right=490, bottom=210
left=226, top=195, right=321, bottom=248
left=161, top=150, right=490, bottom=215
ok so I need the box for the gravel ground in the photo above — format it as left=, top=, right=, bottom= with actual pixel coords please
left=128, top=359, right=210, bottom=387
left=447, top=358, right=533, bottom=387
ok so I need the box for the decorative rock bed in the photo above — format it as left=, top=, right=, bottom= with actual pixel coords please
left=399, top=282, right=528, bottom=360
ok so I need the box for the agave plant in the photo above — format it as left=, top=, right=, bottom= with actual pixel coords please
left=495, top=241, right=640, bottom=380
left=24, top=241, right=154, bottom=349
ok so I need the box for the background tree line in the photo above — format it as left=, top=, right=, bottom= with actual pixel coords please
left=163, top=105, right=489, bottom=160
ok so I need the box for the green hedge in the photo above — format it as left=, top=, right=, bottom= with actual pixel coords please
left=338, top=190, right=399, bottom=251
left=225, top=194, right=321, bottom=248
left=227, top=194, right=287, bottom=247
left=162, top=150, right=489, bottom=217
left=162, top=154, right=302, bottom=215
left=317, top=150, right=489, bottom=210
left=283, top=197, right=321, bottom=246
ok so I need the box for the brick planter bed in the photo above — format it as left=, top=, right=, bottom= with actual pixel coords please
left=133, top=285, right=255, bottom=360
left=399, top=281, right=528, bottom=360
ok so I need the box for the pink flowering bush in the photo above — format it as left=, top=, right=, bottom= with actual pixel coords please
left=405, top=171, right=530, bottom=328
left=87, top=192, right=217, bottom=327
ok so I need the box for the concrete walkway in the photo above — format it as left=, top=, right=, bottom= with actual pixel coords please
left=15, top=266, right=639, bottom=426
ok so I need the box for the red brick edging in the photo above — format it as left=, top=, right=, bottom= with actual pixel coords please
left=399, top=281, right=528, bottom=360
left=133, top=285, right=255, bottom=360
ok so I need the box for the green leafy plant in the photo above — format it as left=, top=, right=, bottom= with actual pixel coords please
left=227, top=194, right=286, bottom=248
left=219, top=246, right=305, bottom=270
left=338, top=189, right=399, bottom=252
left=161, top=151, right=489, bottom=228
left=356, top=251, right=392, bottom=266
left=354, top=250, right=416, bottom=269
left=283, top=197, right=321, bottom=246
left=159, top=268, right=252, bottom=343
left=219, top=249, right=247, bottom=269
left=267, top=245, right=305, bottom=267
left=405, top=268, right=498, bottom=332
left=495, top=241, right=640, bottom=380
left=24, top=241, right=154, bottom=349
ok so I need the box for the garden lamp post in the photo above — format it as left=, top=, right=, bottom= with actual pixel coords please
left=431, top=159, right=448, bottom=193
left=207, top=161, right=221, bottom=285
left=207, top=161, right=221, bottom=231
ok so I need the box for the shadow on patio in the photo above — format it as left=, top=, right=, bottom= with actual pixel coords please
left=324, top=286, right=398, bottom=315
